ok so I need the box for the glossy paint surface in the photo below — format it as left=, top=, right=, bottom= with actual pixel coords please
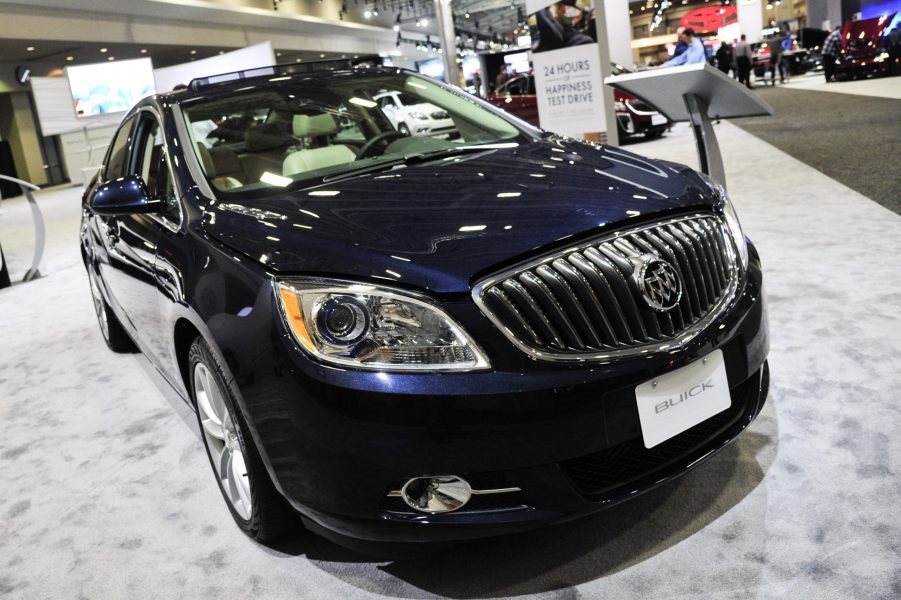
left=205, top=139, right=713, bottom=293
left=79, top=67, right=769, bottom=543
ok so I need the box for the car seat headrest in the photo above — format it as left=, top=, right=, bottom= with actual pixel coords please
left=293, top=113, right=339, bottom=138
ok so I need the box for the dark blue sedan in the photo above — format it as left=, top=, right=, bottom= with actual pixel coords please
left=80, top=62, right=769, bottom=548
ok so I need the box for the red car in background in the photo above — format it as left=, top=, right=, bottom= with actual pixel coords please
left=487, top=66, right=669, bottom=140
left=835, top=13, right=898, bottom=80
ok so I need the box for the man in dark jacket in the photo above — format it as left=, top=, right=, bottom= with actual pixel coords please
left=822, top=27, right=842, bottom=82
left=715, top=42, right=733, bottom=75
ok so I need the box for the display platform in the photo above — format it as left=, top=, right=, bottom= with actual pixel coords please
left=606, top=63, right=773, bottom=189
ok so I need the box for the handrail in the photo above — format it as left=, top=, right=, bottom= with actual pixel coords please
left=0, top=174, right=45, bottom=283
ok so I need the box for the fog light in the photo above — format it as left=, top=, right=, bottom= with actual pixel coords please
left=400, top=475, right=471, bottom=513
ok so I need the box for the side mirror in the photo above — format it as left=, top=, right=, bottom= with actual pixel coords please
left=90, top=175, right=161, bottom=216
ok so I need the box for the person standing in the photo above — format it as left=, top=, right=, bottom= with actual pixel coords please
left=472, top=72, right=482, bottom=97
left=494, top=64, right=509, bottom=93
left=733, top=34, right=753, bottom=88
left=672, top=26, right=688, bottom=60
left=822, top=26, right=842, bottom=83
left=715, top=42, right=733, bottom=75
left=663, top=28, right=706, bottom=66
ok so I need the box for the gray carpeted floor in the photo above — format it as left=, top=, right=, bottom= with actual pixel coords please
left=1, top=119, right=900, bottom=599
left=732, top=84, right=901, bottom=215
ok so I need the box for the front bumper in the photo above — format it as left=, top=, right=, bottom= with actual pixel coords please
left=237, top=246, right=769, bottom=543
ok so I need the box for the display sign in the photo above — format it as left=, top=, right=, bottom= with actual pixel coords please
left=66, top=58, right=155, bottom=118
left=528, top=0, right=606, bottom=138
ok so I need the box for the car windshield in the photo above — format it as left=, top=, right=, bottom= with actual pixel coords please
left=181, top=71, right=533, bottom=198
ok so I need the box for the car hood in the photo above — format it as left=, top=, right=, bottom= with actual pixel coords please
left=203, top=139, right=716, bottom=293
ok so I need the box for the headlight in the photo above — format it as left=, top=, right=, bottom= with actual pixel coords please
left=698, top=172, right=749, bottom=270
left=407, top=111, right=428, bottom=120
left=613, top=101, right=627, bottom=112
left=275, top=279, right=490, bottom=371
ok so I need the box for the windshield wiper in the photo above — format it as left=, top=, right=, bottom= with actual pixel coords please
left=319, top=143, right=518, bottom=185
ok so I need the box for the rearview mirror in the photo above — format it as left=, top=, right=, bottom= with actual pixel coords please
left=90, top=175, right=161, bottom=216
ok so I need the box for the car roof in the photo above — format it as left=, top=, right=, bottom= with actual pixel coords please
left=155, top=63, right=415, bottom=105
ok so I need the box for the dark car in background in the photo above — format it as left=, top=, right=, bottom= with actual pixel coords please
left=488, top=65, right=670, bottom=140
left=80, top=62, right=768, bottom=549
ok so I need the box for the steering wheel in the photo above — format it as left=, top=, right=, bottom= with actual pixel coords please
left=357, top=130, right=409, bottom=159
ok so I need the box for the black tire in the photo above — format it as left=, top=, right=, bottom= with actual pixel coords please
left=87, top=265, right=136, bottom=353
left=188, top=337, right=294, bottom=542
left=645, top=129, right=665, bottom=140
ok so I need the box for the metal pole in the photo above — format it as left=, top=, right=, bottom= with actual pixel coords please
left=593, top=1, right=620, bottom=146
left=0, top=174, right=44, bottom=283
left=684, top=93, right=727, bottom=190
left=433, top=0, right=462, bottom=87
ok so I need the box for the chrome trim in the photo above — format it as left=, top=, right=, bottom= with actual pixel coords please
left=625, top=99, right=660, bottom=116
left=471, top=213, right=742, bottom=363
left=387, top=485, right=522, bottom=497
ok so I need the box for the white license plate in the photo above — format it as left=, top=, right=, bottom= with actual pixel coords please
left=651, top=114, right=667, bottom=126
left=634, top=350, right=731, bottom=449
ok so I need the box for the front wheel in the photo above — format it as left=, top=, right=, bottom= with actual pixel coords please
left=189, top=337, right=294, bottom=542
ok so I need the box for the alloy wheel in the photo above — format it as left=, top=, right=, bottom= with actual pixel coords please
left=193, top=362, right=252, bottom=520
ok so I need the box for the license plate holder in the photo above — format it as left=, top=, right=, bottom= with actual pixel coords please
left=634, top=350, right=731, bottom=449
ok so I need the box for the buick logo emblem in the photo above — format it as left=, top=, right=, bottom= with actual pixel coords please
left=634, top=256, right=682, bottom=311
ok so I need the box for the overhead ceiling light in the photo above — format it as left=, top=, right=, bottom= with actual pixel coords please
left=140, top=48, right=148, bottom=54
left=319, top=53, right=325, bottom=57
left=108, top=56, right=115, bottom=61
left=296, top=58, right=302, bottom=62
left=100, top=47, right=108, bottom=53
left=277, top=52, right=282, bottom=57
left=190, top=50, right=197, bottom=55
left=26, top=46, right=35, bottom=52
left=66, top=56, right=74, bottom=61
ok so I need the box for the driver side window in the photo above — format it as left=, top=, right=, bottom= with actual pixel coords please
left=134, top=116, right=180, bottom=226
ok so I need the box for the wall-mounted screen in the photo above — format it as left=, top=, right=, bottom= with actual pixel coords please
left=415, top=58, right=445, bottom=81
left=66, top=57, right=156, bottom=118
left=503, top=51, right=531, bottom=76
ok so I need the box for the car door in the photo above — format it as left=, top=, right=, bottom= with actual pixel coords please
left=95, top=113, right=159, bottom=350
left=132, top=110, right=189, bottom=371
left=145, top=122, right=189, bottom=382
left=95, top=110, right=164, bottom=355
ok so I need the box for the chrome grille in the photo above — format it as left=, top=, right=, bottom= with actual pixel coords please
left=472, top=214, right=739, bottom=361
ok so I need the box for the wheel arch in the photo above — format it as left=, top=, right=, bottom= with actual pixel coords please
left=174, top=317, right=202, bottom=403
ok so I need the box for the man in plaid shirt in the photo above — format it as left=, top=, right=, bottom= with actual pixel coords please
left=822, top=27, right=842, bottom=82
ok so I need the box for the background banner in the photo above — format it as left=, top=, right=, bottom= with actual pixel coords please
left=528, top=0, right=606, bottom=137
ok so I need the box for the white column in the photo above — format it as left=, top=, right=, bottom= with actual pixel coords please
left=737, top=0, right=764, bottom=43
left=603, top=0, right=633, bottom=68
left=594, top=1, right=619, bottom=146
left=433, top=0, right=461, bottom=87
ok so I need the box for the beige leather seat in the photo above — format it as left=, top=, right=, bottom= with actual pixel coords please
left=196, top=143, right=243, bottom=191
left=283, top=114, right=355, bottom=177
